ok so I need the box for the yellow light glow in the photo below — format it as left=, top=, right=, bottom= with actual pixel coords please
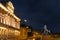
left=33, top=38, right=35, bottom=40
left=0, top=27, right=6, bottom=29
left=15, top=30, right=20, bottom=36
left=15, top=30, right=19, bottom=32
left=0, top=3, right=8, bottom=12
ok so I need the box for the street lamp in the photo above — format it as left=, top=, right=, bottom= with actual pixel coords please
left=24, top=19, right=27, bottom=22
left=24, top=19, right=28, bottom=26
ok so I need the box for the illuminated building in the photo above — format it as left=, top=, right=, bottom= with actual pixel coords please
left=32, top=30, right=42, bottom=40
left=20, top=24, right=33, bottom=40
left=20, top=24, right=29, bottom=40
left=50, top=33, right=60, bottom=40
left=42, top=34, right=54, bottom=40
left=0, top=1, right=21, bottom=40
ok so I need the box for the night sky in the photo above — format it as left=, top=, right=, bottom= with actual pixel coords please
left=1, top=0, right=60, bottom=33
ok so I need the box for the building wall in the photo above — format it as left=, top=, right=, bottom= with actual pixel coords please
left=20, top=27, right=28, bottom=40
left=0, top=1, right=21, bottom=40
left=32, top=31, right=42, bottom=40
left=0, top=7, right=20, bottom=29
left=0, top=24, right=20, bottom=40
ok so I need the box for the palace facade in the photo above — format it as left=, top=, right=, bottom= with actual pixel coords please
left=0, top=1, right=21, bottom=40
